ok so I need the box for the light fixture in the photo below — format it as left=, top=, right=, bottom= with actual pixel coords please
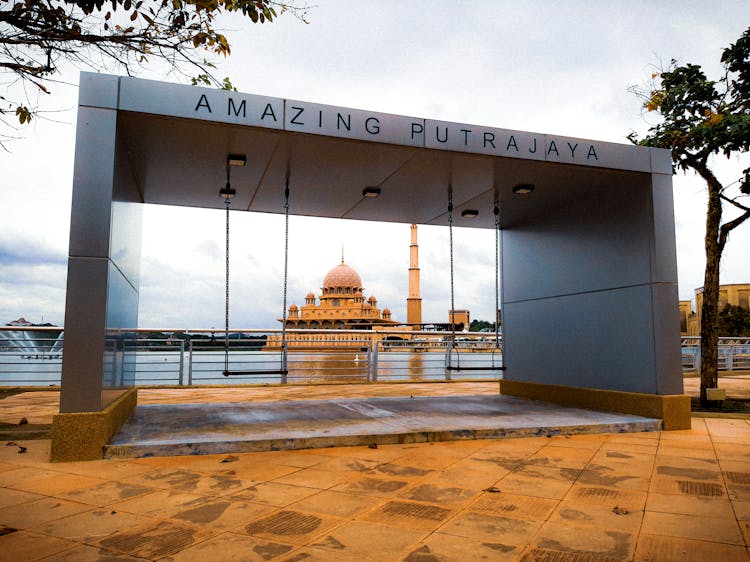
left=362, top=186, right=381, bottom=198
left=461, top=209, right=479, bottom=218
left=512, top=183, right=535, bottom=195
left=227, top=154, right=246, bottom=167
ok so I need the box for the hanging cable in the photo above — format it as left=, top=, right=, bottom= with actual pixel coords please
left=221, top=162, right=235, bottom=376
left=447, top=183, right=459, bottom=373
left=493, top=195, right=501, bottom=368
left=280, top=170, right=290, bottom=381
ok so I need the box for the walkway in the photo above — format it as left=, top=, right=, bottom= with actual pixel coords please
left=1, top=382, right=749, bottom=560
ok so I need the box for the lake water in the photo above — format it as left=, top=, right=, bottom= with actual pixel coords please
left=0, top=350, right=505, bottom=386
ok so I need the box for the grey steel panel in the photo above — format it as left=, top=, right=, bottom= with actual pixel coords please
left=68, top=106, right=117, bottom=258
left=502, top=176, right=653, bottom=303
left=284, top=99, right=424, bottom=147
left=503, top=285, right=658, bottom=393
left=60, top=257, right=109, bottom=412
left=543, top=134, right=650, bottom=172
left=111, top=74, right=653, bottom=173
left=649, top=173, right=679, bottom=284
left=650, top=147, right=673, bottom=175
left=78, top=72, right=119, bottom=110
left=650, top=282, right=683, bottom=395
left=109, top=200, right=143, bottom=288
left=105, top=260, right=139, bottom=329
left=118, top=76, right=284, bottom=130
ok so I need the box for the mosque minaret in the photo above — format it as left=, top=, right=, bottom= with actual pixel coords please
left=407, top=224, right=422, bottom=326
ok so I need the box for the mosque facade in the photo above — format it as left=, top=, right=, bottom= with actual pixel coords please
left=282, top=258, right=399, bottom=330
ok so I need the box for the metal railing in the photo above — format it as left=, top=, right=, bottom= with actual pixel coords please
left=681, top=337, right=750, bottom=372
left=5, top=327, right=748, bottom=386
left=0, top=326, right=505, bottom=386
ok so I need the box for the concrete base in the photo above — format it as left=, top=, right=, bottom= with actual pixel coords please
left=104, top=394, right=662, bottom=459
left=51, top=388, right=138, bottom=462
left=499, top=380, right=691, bottom=430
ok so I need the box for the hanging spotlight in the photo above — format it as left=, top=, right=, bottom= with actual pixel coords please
left=362, top=186, right=382, bottom=198
left=512, top=183, right=535, bottom=195
left=219, top=180, right=236, bottom=200
left=461, top=209, right=479, bottom=218
left=227, top=154, right=247, bottom=167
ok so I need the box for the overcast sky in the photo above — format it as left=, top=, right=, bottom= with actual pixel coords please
left=1, top=1, right=748, bottom=329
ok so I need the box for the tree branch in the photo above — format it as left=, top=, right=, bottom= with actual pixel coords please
left=720, top=192, right=750, bottom=213
left=718, top=209, right=750, bottom=254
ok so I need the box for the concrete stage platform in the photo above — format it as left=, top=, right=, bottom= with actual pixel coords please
left=106, top=394, right=662, bottom=458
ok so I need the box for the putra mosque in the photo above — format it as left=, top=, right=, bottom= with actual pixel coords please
left=265, top=224, right=423, bottom=349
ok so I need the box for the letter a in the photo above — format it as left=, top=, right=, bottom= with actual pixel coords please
left=547, top=140, right=559, bottom=156
left=195, top=94, right=212, bottom=113
left=587, top=145, right=598, bottom=160
left=261, top=103, right=277, bottom=122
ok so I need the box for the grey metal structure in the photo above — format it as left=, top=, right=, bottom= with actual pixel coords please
left=61, top=72, right=681, bottom=413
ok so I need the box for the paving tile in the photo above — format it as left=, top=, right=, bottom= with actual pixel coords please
left=494, top=470, right=574, bottom=500
left=0, top=529, right=77, bottom=562
left=655, top=453, right=718, bottom=469
left=309, top=456, right=381, bottom=474
left=466, top=450, right=528, bottom=471
left=532, top=520, right=636, bottom=560
left=634, top=533, right=750, bottom=562
left=641, top=510, right=744, bottom=545
left=0, top=462, right=19, bottom=473
left=548, top=433, right=608, bottom=450
left=231, top=482, right=321, bottom=507
left=712, top=443, right=750, bottom=462
left=360, top=499, right=453, bottom=531
left=37, top=508, right=151, bottom=543
left=575, top=465, right=650, bottom=491
left=524, top=445, right=597, bottom=470
left=363, top=461, right=433, bottom=480
left=331, top=476, right=412, bottom=498
left=7, top=472, right=108, bottom=497
left=159, top=531, right=296, bottom=562
left=0, top=497, right=92, bottom=529
left=241, top=509, right=342, bottom=546
left=56, top=480, right=154, bottom=507
left=132, top=468, right=251, bottom=496
left=399, top=482, right=478, bottom=506
left=650, top=476, right=727, bottom=498
left=306, top=520, right=424, bottom=560
left=734, top=500, right=750, bottom=521
left=548, top=499, right=644, bottom=533
left=439, top=510, right=541, bottom=545
left=37, top=544, right=150, bottom=561
left=95, top=519, right=202, bottom=559
left=218, top=461, right=301, bottom=482
left=0, top=487, right=42, bottom=509
left=273, top=468, right=348, bottom=490
left=108, top=489, right=208, bottom=518
left=653, top=463, right=722, bottom=481
left=567, top=484, right=647, bottom=509
left=166, top=497, right=273, bottom=531
left=406, top=532, right=521, bottom=561
left=469, top=491, right=558, bottom=521
left=287, top=490, right=383, bottom=518
left=646, top=491, right=736, bottom=518
left=53, top=460, right=154, bottom=481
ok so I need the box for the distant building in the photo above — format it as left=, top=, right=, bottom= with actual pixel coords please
left=281, top=258, right=399, bottom=330
left=265, top=257, right=412, bottom=350
left=449, top=309, right=470, bottom=331
left=683, top=283, right=750, bottom=336
left=7, top=317, right=33, bottom=326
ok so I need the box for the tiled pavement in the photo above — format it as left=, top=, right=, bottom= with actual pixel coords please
left=2, top=416, right=750, bottom=561
left=2, top=381, right=750, bottom=560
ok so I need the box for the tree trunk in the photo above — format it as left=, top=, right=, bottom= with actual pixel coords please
left=700, top=183, right=722, bottom=406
